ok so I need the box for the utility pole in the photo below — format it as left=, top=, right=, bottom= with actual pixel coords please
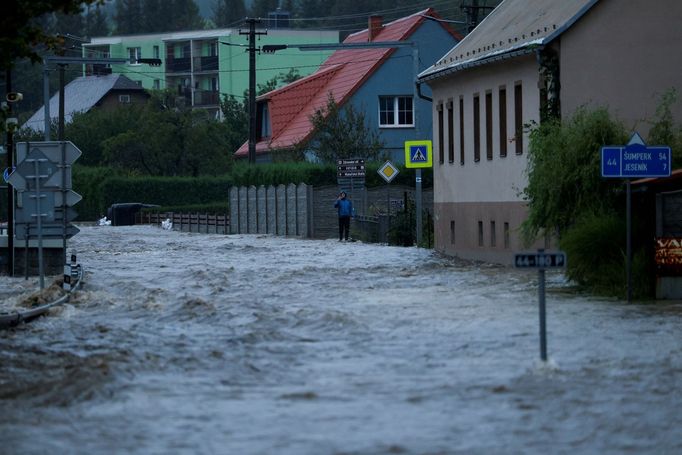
left=462, top=1, right=496, bottom=32
left=240, top=18, right=267, bottom=165
left=5, top=68, right=14, bottom=275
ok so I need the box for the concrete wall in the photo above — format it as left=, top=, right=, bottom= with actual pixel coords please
left=229, top=184, right=312, bottom=237
left=559, top=0, right=682, bottom=135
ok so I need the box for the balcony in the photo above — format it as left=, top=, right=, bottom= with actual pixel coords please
left=194, top=90, right=220, bottom=107
left=166, top=57, right=191, bottom=73
left=193, top=56, right=218, bottom=72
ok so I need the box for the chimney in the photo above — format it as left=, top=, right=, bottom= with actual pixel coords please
left=368, top=15, right=383, bottom=41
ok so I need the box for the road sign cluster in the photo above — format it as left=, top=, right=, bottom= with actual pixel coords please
left=7, top=141, right=82, bottom=240
left=337, top=158, right=366, bottom=178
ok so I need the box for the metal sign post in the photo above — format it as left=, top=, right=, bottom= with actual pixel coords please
left=601, top=132, right=671, bottom=302
left=378, top=161, right=399, bottom=235
left=404, top=141, right=432, bottom=246
left=515, top=250, right=566, bottom=362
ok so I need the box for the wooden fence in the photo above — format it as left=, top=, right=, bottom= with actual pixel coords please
left=135, top=212, right=230, bottom=234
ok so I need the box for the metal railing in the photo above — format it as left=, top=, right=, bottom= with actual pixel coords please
left=135, top=212, right=230, bottom=234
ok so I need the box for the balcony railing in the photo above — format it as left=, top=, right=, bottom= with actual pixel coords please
left=166, top=57, right=191, bottom=73
left=193, top=56, right=218, bottom=72
left=194, top=90, right=220, bottom=107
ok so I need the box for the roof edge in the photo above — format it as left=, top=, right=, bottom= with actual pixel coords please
left=419, top=45, right=539, bottom=82
left=544, top=0, right=600, bottom=44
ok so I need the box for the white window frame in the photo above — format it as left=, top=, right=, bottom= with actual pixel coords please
left=119, top=94, right=131, bottom=103
left=127, top=47, right=141, bottom=65
left=378, top=95, right=414, bottom=128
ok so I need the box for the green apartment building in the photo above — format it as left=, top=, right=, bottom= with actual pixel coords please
left=83, top=28, right=339, bottom=117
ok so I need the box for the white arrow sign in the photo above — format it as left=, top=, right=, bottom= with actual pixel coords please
left=55, top=190, right=82, bottom=207
left=6, top=170, right=26, bottom=190
left=16, top=141, right=82, bottom=166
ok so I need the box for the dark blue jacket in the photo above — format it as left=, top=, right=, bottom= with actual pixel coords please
left=334, top=198, right=353, bottom=217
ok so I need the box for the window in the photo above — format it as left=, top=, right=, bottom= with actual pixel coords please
left=153, top=79, right=160, bottom=90
left=379, top=96, right=414, bottom=127
left=127, top=47, right=141, bottom=64
left=485, top=91, right=493, bottom=161
left=153, top=45, right=160, bottom=59
left=459, top=96, right=465, bottom=165
left=473, top=94, right=480, bottom=162
left=119, top=94, right=131, bottom=103
left=490, top=221, right=496, bottom=247
left=258, top=103, right=271, bottom=139
left=514, top=82, right=523, bottom=155
left=437, top=104, right=444, bottom=164
left=499, top=86, right=507, bottom=157
left=450, top=220, right=456, bottom=245
left=504, top=222, right=510, bottom=248
left=478, top=221, right=484, bottom=246
left=447, top=100, right=454, bottom=163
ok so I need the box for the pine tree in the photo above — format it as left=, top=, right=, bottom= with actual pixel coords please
left=169, top=0, right=205, bottom=31
left=250, top=0, right=279, bottom=19
left=85, top=5, right=110, bottom=38
left=115, top=0, right=144, bottom=35
left=212, top=0, right=246, bottom=28
left=143, top=0, right=166, bottom=33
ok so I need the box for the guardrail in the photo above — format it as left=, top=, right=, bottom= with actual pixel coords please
left=135, top=212, right=230, bottom=234
left=0, top=263, right=84, bottom=329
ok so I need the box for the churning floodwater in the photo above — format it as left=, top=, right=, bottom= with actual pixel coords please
left=1, top=225, right=681, bottom=454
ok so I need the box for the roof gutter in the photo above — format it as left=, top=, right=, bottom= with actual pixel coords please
left=418, top=46, right=539, bottom=83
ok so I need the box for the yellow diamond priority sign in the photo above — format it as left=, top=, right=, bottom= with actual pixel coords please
left=404, top=140, right=433, bottom=168
left=378, top=160, right=399, bottom=183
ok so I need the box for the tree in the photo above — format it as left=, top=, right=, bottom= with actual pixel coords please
left=219, top=94, right=248, bottom=148
left=169, top=0, right=205, bottom=31
left=115, top=0, right=144, bottom=35
left=0, top=0, right=98, bottom=69
left=142, top=0, right=166, bottom=33
left=250, top=0, right=279, bottom=18
left=212, top=0, right=246, bottom=28
left=647, top=88, right=682, bottom=169
left=522, top=108, right=628, bottom=244
left=307, top=93, right=385, bottom=163
left=84, top=4, right=110, bottom=38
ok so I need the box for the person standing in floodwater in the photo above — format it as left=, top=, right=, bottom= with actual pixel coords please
left=334, top=191, right=353, bottom=241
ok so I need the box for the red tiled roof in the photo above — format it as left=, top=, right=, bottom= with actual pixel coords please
left=235, top=8, right=459, bottom=157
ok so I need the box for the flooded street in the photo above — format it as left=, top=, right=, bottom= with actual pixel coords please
left=1, top=225, right=681, bottom=454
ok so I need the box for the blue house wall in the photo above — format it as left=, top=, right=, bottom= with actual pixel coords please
left=347, top=22, right=459, bottom=164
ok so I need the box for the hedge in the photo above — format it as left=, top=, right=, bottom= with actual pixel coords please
left=71, top=162, right=433, bottom=221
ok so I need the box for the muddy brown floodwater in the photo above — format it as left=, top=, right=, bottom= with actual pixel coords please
left=1, top=225, right=681, bottom=454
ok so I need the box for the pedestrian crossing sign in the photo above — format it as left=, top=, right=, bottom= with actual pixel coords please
left=404, top=140, right=433, bottom=168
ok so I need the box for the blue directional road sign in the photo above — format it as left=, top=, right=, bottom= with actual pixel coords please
left=601, top=132, right=671, bottom=178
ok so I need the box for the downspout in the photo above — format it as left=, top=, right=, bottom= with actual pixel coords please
left=536, top=46, right=560, bottom=122
left=416, top=80, right=432, bottom=102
